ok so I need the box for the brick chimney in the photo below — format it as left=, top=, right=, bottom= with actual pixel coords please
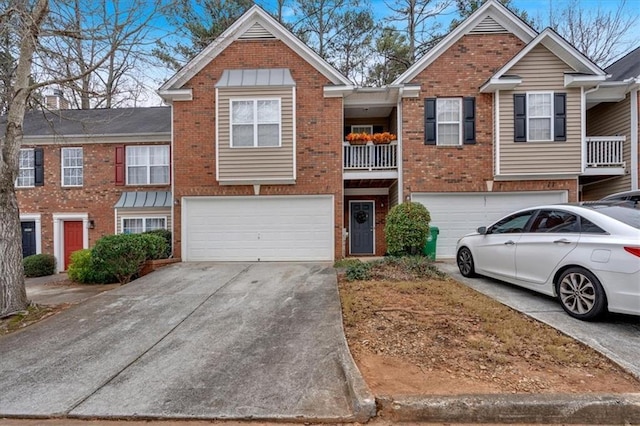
left=45, top=89, right=69, bottom=110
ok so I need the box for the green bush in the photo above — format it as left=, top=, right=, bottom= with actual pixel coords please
left=67, top=249, right=116, bottom=284
left=91, top=233, right=168, bottom=285
left=345, top=261, right=372, bottom=281
left=143, top=229, right=171, bottom=258
left=23, top=254, right=56, bottom=277
left=384, top=202, right=431, bottom=256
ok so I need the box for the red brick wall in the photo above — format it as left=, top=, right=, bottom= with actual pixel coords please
left=400, top=33, right=578, bottom=202
left=172, top=39, right=344, bottom=259
left=17, top=142, right=170, bottom=255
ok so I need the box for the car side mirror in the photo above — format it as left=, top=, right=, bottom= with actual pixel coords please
left=477, top=226, right=487, bottom=235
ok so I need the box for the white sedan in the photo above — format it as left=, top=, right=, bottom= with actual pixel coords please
left=455, top=203, right=640, bottom=320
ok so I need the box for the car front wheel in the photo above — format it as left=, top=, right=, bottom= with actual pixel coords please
left=457, top=247, right=476, bottom=278
left=556, top=267, right=607, bottom=321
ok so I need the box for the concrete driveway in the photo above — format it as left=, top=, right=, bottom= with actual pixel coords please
left=0, top=262, right=374, bottom=422
left=438, top=261, right=640, bottom=380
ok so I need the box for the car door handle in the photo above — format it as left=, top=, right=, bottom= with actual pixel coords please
left=504, top=240, right=515, bottom=246
left=553, top=238, right=571, bottom=244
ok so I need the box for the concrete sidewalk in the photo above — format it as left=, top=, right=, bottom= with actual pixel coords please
left=1, top=262, right=374, bottom=422
left=25, top=273, right=120, bottom=305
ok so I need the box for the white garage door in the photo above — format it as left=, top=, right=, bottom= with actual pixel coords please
left=412, top=191, right=568, bottom=259
left=182, top=195, right=334, bottom=261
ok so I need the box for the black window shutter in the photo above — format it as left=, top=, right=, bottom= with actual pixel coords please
left=463, top=97, right=476, bottom=144
left=514, top=94, right=527, bottom=142
left=424, top=98, right=436, bottom=145
left=554, top=93, right=566, bottom=141
left=34, top=147, right=44, bottom=186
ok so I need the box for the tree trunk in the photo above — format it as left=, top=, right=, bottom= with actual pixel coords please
left=0, top=0, right=49, bottom=317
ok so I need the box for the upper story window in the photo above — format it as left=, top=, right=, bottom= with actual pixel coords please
left=231, top=99, right=281, bottom=148
left=17, top=149, right=35, bottom=188
left=61, top=147, right=83, bottom=187
left=351, top=125, right=373, bottom=134
left=514, top=92, right=566, bottom=142
left=126, top=145, right=169, bottom=185
left=425, top=97, right=476, bottom=146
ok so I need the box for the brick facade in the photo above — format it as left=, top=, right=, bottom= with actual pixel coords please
left=171, top=39, right=344, bottom=258
left=400, top=33, right=579, bottom=203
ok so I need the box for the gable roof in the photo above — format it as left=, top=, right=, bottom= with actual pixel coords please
left=606, top=46, right=640, bottom=81
left=3, top=107, right=171, bottom=144
left=480, top=27, right=606, bottom=92
left=158, top=5, right=351, bottom=95
left=392, top=0, right=537, bottom=85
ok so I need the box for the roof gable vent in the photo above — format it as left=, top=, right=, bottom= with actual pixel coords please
left=470, top=16, right=508, bottom=34
left=239, top=22, right=276, bottom=39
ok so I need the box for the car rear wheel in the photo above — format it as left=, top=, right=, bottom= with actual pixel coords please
left=557, top=267, right=607, bottom=320
left=457, top=247, right=476, bottom=277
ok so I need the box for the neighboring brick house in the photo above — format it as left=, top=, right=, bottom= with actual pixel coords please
left=15, top=105, right=171, bottom=271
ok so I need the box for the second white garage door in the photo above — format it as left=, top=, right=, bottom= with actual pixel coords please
left=182, top=195, right=334, bottom=261
left=412, top=191, right=568, bottom=259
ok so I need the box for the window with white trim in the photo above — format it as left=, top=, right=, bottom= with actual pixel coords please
left=527, top=92, right=552, bottom=141
left=351, top=125, right=373, bottom=134
left=126, top=145, right=169, bottom=185
left=231, top=99, right=281, bottom=147
left=121, top=217, right=167, bottom=234
left=436, top=98, right=462, bottom=146
left=61, top=147, right=83, bottom=187
left=16, top=149, right=35, bottom=187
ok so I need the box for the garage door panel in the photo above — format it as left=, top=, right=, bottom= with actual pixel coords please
left=183, top=196, right=334, bottom=261
left=413, top=192, right=567, bottom=259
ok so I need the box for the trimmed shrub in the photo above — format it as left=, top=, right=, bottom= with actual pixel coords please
left=67, top=249, right=116, bottom=284
left=23, top=254, right=56, bottom=277
left=143, top=229, right=171, bottom=258
left=91, top=233, right=169, bottom=285
left=345, top=261, right=372, bottom=281
left=384, top=202, right=431, bottom=256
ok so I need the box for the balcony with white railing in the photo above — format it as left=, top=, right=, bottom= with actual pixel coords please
left=584, top=136, right=626, bottom=175
left=343, top=141, right=398, bottom=179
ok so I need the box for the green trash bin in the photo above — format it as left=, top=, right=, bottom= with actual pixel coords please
left=423, top=226, right=439, bottom=260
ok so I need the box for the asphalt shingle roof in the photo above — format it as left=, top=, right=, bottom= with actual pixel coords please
left=605, top=46, right=640, bottom=81
left=14, top=106, right=171, bottom=137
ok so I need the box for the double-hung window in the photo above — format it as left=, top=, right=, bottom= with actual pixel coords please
left=126, top=145, right=169, bottom=185
left=527, top=93, right=552, bottom=141
left=122, top=217, right=166, bottom=234
left=231, top=99, right=281, bottom=147
left=16, top=149, right=35, bottom=188
left=436, top=98, right=462, bottom=146
left=61, top=147, right=83, bottom=187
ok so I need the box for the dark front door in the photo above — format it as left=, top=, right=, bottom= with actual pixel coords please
left=21, top=221, right=36, bottom=258
left=63, top=221, right=84, bottom=270
left=350, top=201, right=374, bottom=254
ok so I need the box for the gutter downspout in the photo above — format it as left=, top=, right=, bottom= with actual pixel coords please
left=631, top=85, right=639, bottom=190
left=397, top=87, right=404, bottom=205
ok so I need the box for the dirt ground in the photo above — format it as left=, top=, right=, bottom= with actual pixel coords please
left=338, top=273, right=640, bottom=395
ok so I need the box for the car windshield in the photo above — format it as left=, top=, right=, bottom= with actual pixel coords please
left=587, top=205, right=640, bottom=229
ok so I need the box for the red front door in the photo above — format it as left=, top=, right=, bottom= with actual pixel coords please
left=63, top=221, right=84, bottom=270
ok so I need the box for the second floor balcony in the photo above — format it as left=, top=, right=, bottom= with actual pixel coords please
left=343, top=141, right=398, bottom=180
left=584, top=136, right=626, bottom=176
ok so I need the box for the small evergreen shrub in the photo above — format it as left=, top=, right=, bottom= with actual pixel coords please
left=91, top=233, right=169, bottom=284
left=143, top=229, right=171, bottom=258
left=23, top=254, right=56, bottom=277
left=67, top=249, right=116, bottom=284
left=345, top=261, right=372, bottom=281
left=384, top=202, right=431, bottom=256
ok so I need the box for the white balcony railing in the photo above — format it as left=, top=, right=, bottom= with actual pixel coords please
left=586, top=136, right=625, bottom=168
left=343, top=141, right=398, bottom=171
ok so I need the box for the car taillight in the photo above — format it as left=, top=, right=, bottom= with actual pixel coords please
left=624, top=247, right=640, bottom=257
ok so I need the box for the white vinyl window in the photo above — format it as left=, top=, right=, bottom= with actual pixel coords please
left=121, top=217, right=167, bottom=234
left=16, top=149, right=35, bottom=188
left=527, top=92, right=553, bottom=141
left=126, top=145, right=169, bottom=185
left=231, top=99, right=281, bottom=147
left=61, top=147, right=83, bottom=187
left=436, top=98, right=462, bottom=146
